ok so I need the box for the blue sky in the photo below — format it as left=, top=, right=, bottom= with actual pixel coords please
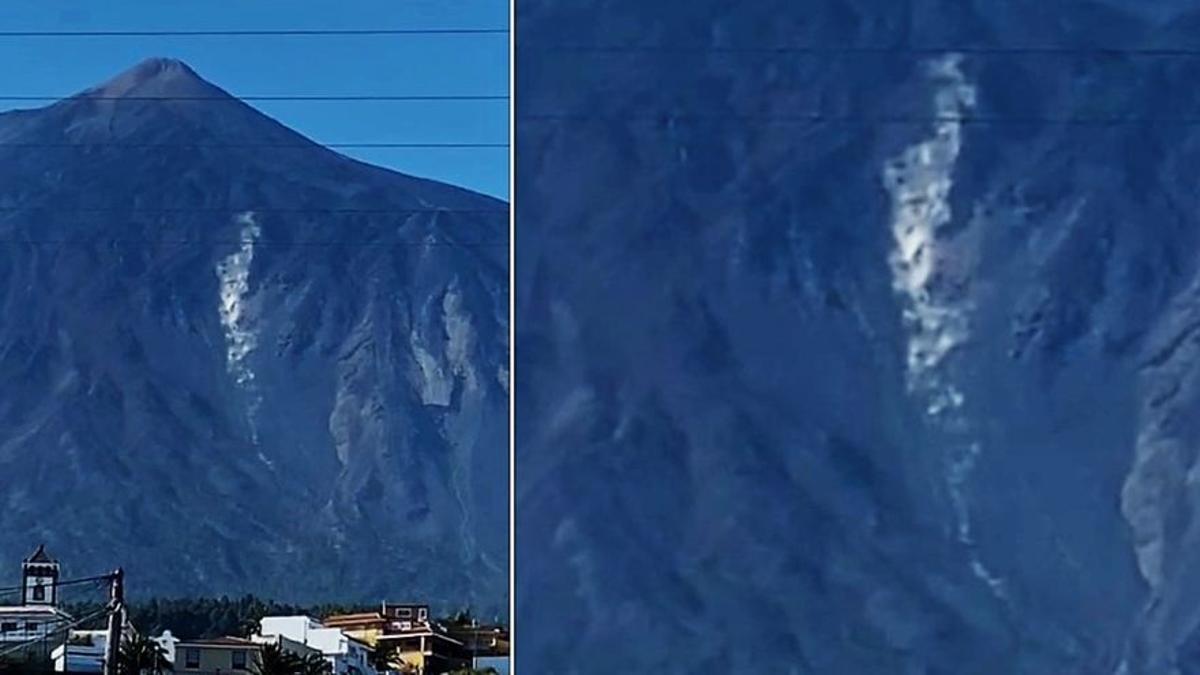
left=0, top=1, right=509, bottom=199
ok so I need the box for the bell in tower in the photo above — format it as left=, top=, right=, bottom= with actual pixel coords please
left=21, top=544, right=60, bottom=606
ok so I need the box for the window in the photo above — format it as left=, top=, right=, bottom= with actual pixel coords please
left=0, top=623, right=16, bottom=633
left=25, top=622, right=38, bottom=633
left=184, top=648, right=200, bottom=669
left=232, top=649, right=247, bottom=670
left=418, top=608, right=427, bottom=621
left=32, top=585, right=44, bottom=601
left=397, top=608, right=412, bottom=618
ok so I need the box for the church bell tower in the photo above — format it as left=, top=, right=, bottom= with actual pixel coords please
left=21, top=545, right=59, bottom=606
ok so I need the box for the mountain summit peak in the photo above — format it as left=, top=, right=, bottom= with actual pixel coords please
left=83, top=57, right=222, bottom=99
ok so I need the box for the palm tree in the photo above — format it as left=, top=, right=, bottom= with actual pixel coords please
left=251, top=642, right=301, bottom=675
left=117, top=633, right=172, bottom=674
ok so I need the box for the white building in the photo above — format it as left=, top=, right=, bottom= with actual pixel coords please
left=0, top=546, right=74, bottom=664
left=51, top=623, right=142, bottom=673
left=259, top=615, right=377, bottom=675
left=51, top=630, right=107, bottom=672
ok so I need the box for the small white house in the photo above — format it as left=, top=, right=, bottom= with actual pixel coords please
left=52, top=622, right=152, bottom=673
left=51, top=630, right=108, bottom=673
left=259, top=616, right=377, bottom=675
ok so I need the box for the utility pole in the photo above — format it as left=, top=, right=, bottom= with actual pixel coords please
left=471, top=616, right=477, bottom=670
left=102, top=569, right=124, bottom=675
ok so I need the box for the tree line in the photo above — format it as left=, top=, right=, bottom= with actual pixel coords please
left=63, top=595, right=379, bottom=640
left=61, top=595, right=490, bottom=641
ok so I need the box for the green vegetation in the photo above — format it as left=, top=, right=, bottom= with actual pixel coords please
left=64, top=595, right=377, bottom=641
left=252, top=643, right=333, bottom=675
left=117, top=632, right=171, bottom=674
left=61, top=596, right=502, bottom=640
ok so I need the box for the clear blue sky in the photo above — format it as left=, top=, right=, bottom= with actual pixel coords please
left=0, top=1, right=509, bottom=200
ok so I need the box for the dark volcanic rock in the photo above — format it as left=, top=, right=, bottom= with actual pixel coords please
left=516, top=1, right=1200, bottom=672
left=0, top=58, right=508, bottom=614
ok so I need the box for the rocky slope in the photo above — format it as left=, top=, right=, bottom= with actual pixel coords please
left=0, top=58, right=508, bottom=614
left=516, top=1, right=1200, bottom=671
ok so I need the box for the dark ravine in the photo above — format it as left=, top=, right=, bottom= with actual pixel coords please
left=0, top=58, right=508, bottom=614
left=517, top=1, right=1200, bottom=672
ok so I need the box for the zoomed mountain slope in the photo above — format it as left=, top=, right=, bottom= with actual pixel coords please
left=517, top=1, right=1200, bottom=672
left=0, top=58, right=508, bottom=613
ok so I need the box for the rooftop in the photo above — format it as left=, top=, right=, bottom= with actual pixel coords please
left=323, top=612, right=386, bottom=625
left=376, top=631, right=465, bottom=646
left=0, top=606, right=70, bottom=615
left=261, top=614, right=323, bottom=627
left=23, top=544, right=56, bottom=564
left=175, top=636, right=260, bottom=649
left=344, top=634, right=375, bottom=651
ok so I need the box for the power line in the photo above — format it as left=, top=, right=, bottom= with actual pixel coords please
left=0, top=28, right=508, bottom=37
left=0, top=238, right=508, bottom=249
left=517, top=44, right=1200, bottom=56
left=0, top=207, right=507, bottom=216
left=30, top=607, right=107, bottom=631
left=0, top=95, right=508, bottom=102
left=0, top=141, right=507, bottom=149
left=517, top=113, right=1200, bottom=127
left=0, top=573, right=118, bottom=596
left=52, top=575, right=121, bottom=590
left=0, top=605, right=112, bottom=659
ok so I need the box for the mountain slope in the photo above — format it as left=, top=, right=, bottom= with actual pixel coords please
left=516, top=1, right=1200, bottom=671
left=0, top=58, right=508, bottom=613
